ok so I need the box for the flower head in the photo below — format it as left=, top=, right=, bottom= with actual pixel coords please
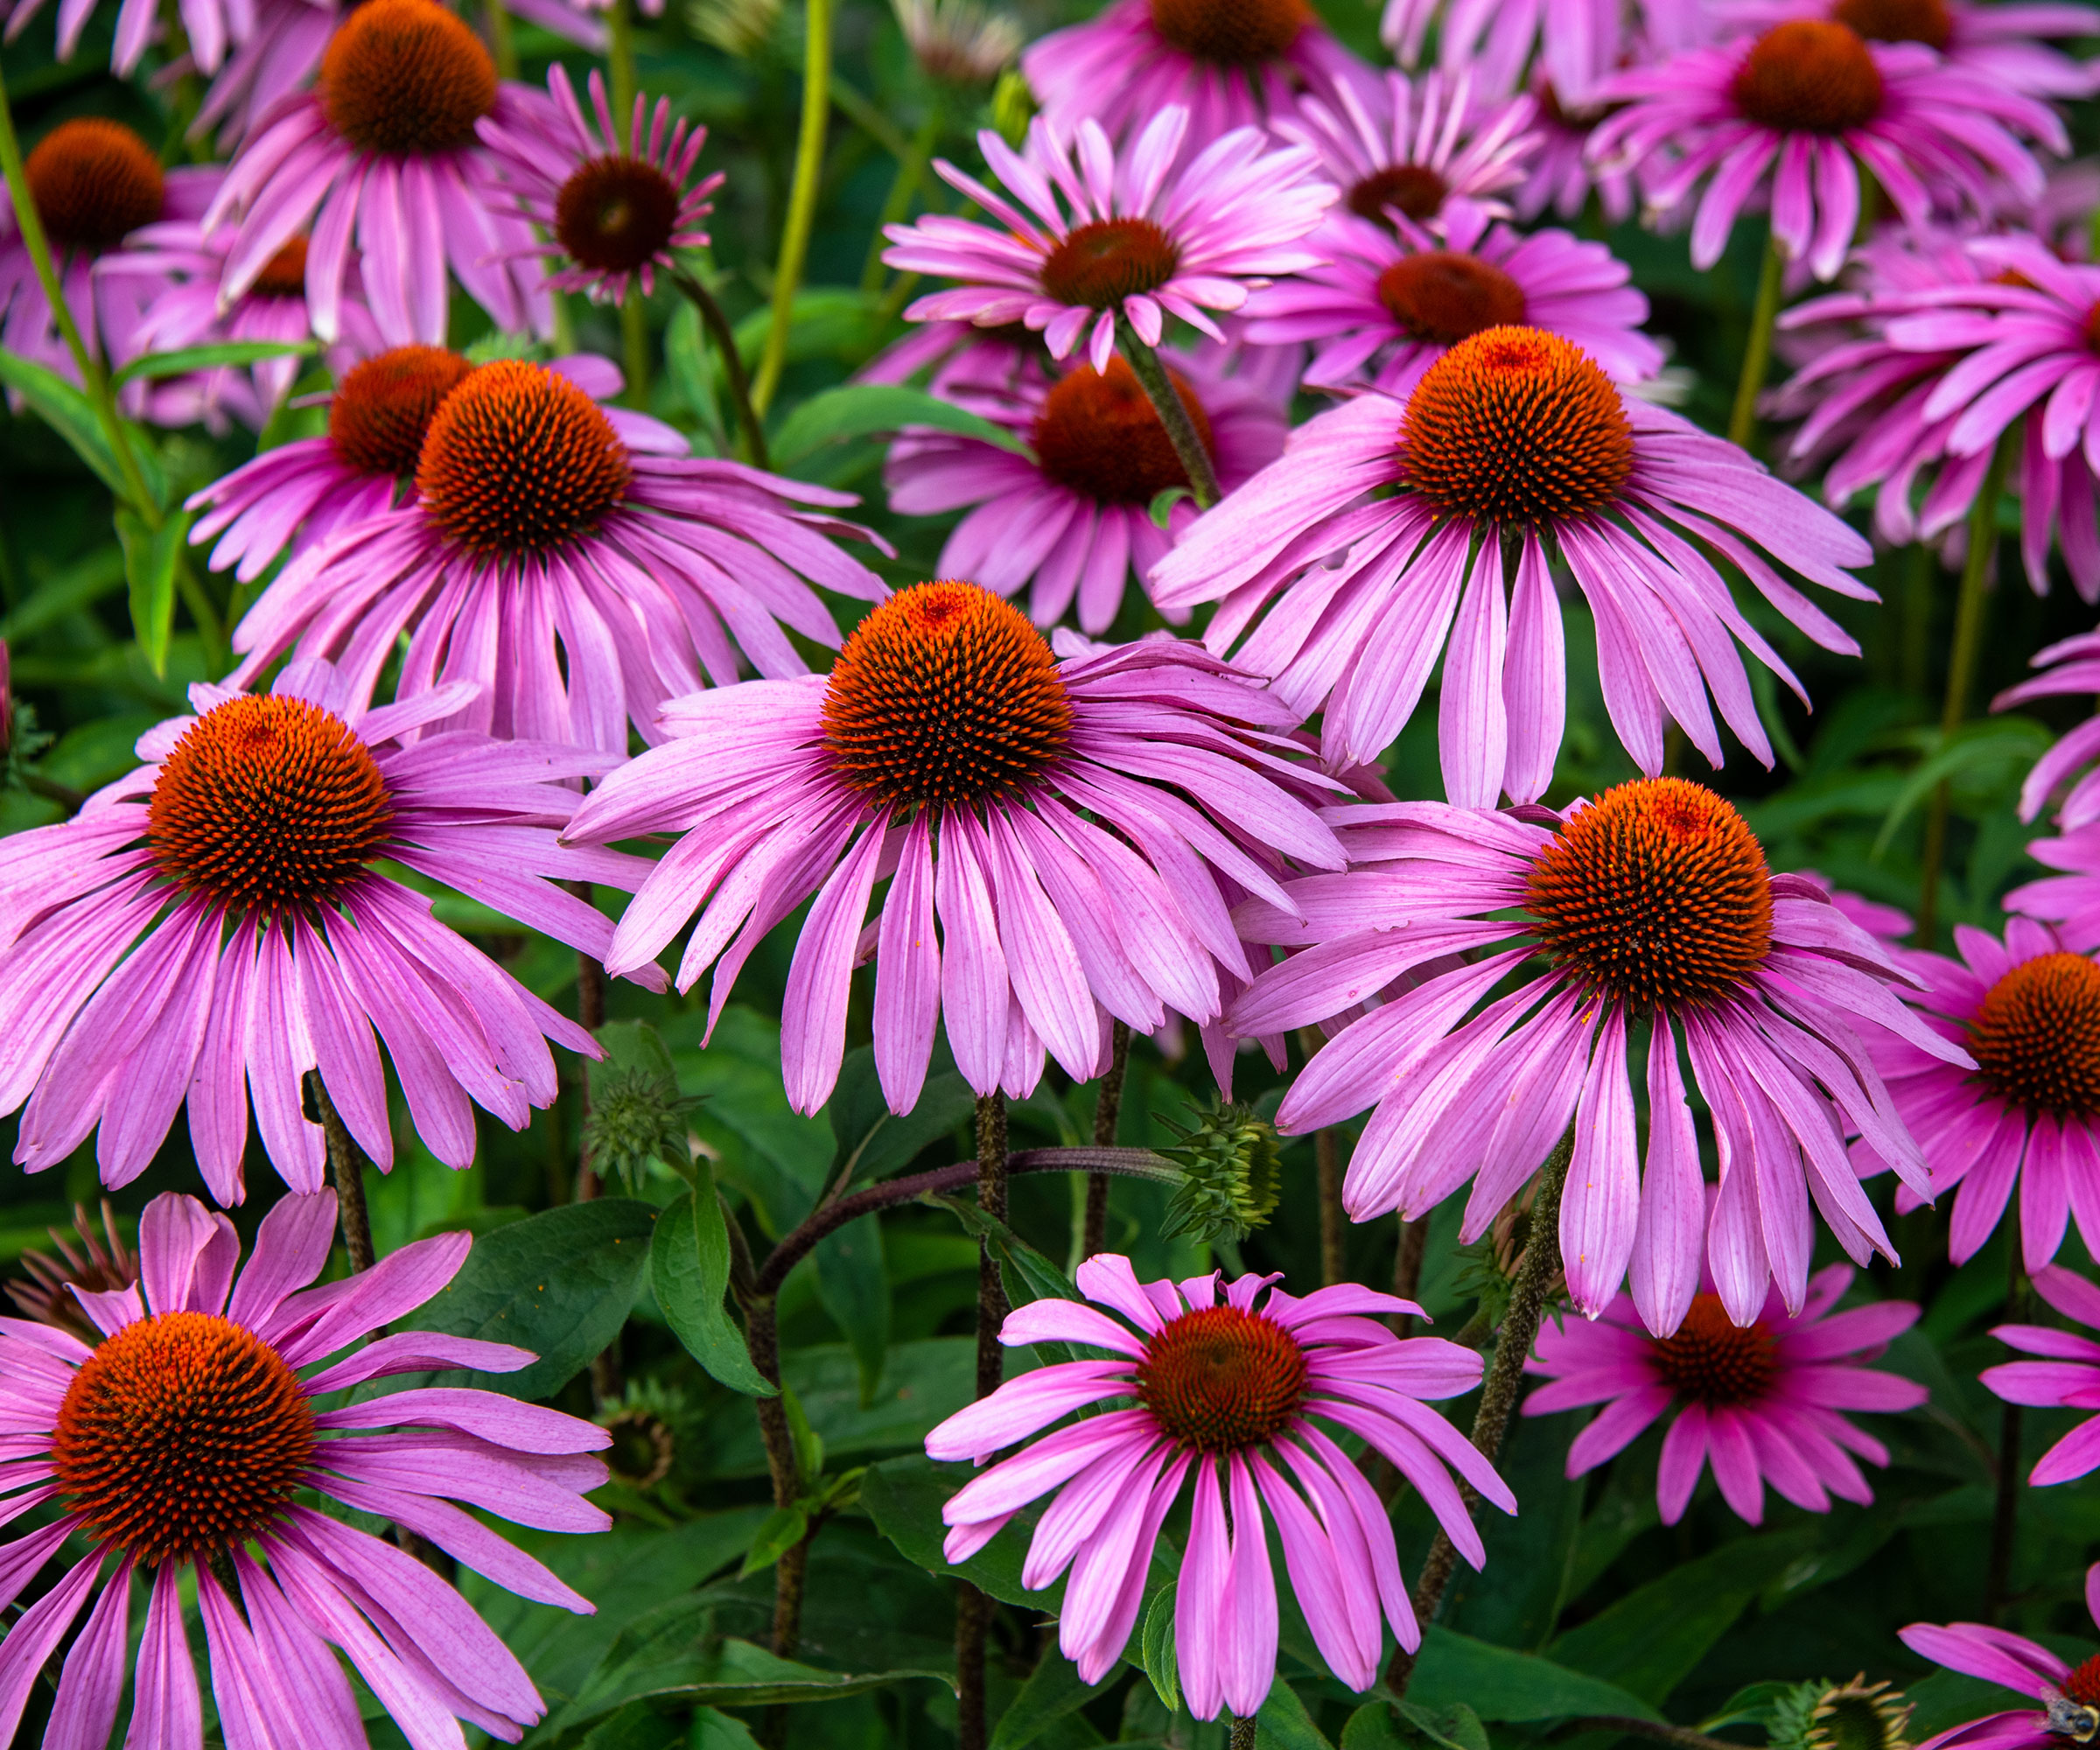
left=1718, top=0, right=2100, bottom=96
left=0, top=662, right=658, bottom=1200
left=882, top=105, right=1333, bottom=375
left=926, top=1256, right=1513, bottom=1713
left=1903, top=1577, right=2100, bottom=1750
left=886, top=346, right=1285, bottom=633
left=1525, top=1262, right=1925, bottom=1523
left=0, top=1189, right=610, bottom=1750
left=1978, top=1264, right=2100, bottom=1487
left=480, top=63, right=724, bottom=305
left=1591, top=23, right=2064, bottom=281
left=7, top=1201, right=136, bottom=1342
left=204, top=0, right=553, bottom=345
left=895, top=0, right=1022, bottom=84
left=1242, top=193, right=1658, bottom=397
left=220, top=356, right=886, bottom=750
left=1152, top=326, right=1872, bottom=801
left=1228, top=781, right=1969, bottom=1328
left=563, top=581, right=1346, bottom=1113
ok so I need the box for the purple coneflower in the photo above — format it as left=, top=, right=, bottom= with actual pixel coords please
left=881, top=106, right=1334, bottom=374
left=1017, top=0, right=1362, bottom=150
left=479, top=63, right=724, bottom=306
left=1382, top=0, right=1709, bottom=107
left=1995, top=626, right=2100, bottom=828
left=1852, top=919, right=2100, bottom=1273
left=1903, top=1586, right=2100, bottom=1750
left=203, top=0, right=552, bottom=345
left=926, top=1256, right=1513, bottom=1713
left=1718, top=0, right=2099, bottom=97
left=886, top=348, right=1285, bottom=634
left=1525, top=1261, right=1925, bottom=1524
left=224, top=357, right=886, bottom=750
left=562, top=580, right=1345, bottom=1113
left=0, top=663, right=655, bottom=1201
left=0, top=1189, right=610, bottom=1749
left=1242, top=194, right=1659, bottom=397
left=1981, top=1264, right=2100, bottom=1483
left=189, top=0, right=340, bottom=150
left=1590, top=22, right=2064, bottom=281
left=1151, top=326, right=1872, bottom=802
left=1227, top=781, right=1968, bottom=1330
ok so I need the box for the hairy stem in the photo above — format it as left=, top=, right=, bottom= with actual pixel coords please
left=1083, top=1020, right=1131, bottom=1261
left=1116, top=319, right=1221, bottom=509
left=752, top=0, right=832, bottom=412
left=744, top=1290, right=808, bottom=1746
left=1230, top=1714, right=1258, bottom=1750
left=956, top=1091, right=1009, bottom=1750
left=1916, top=437, right=2010, bottom=949
left=1386, top=1125, right=1573, bottom=1696
left=671, top=265, right=770, bottom=468
left=1726, top=230, right=1785, bottom=452
left=304, top=1072, right=374, bottom=1273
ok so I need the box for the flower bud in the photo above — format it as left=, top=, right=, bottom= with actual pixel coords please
left=1158, top=1101, right=1281, bottom=1243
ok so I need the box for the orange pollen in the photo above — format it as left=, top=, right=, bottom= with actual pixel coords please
left=1147, top=0, right=1307, bottom=60
left=1832, top=0, right=1951, bottom=49
left=1648, top=1293, right=1779, bottom=1407
left=1401, top=325, right=1634, bottom=525
left=320, top=0, right=497, bottom=157
left=1135, top=1305, right=1309, bottom=1452
left=1032, top=357, right=1214, bottom=505
left=820, top=580, right=1073, bottom=815
left=251, top=235, right=311, bottom=299
left=1966, top=952, right=2100, bottom=1119
left=555, top=154, right=682, bottom=276
left=1039, top=217, right=1180, bottom=311
left=2063, top=1656, right=2100, bottom=1712
left=1523, top=777, right=1774, bottom=1011
left=415, top=360, right=631, bottom=554
left=1377, top=250, right=1528, bottom=348
left=148, top=695, right=395, bottom=915
left=329, top=343, right=475, bottom=476
left=1348, top=164, right=1450, bottom=225
left=1731, top=21, right=1884, bottom=135
left=52, top=1311, right=316, bottom=1565
left=24, top=119, right=164, bottom=256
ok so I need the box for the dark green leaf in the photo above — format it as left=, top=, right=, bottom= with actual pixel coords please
left=116, top=505, right=190, bottom=677
left=693, top=1709, right=766, bottom=1750
left=990, top=1651, right=1105, bottom=1750
left=829, top=1045, right=975, bottom=1183
left=1139, top=1586, right=1179, bottom=1712
left=694, top=1340, right=975, bottom=1480
left=0, top=545, right=125, bottom=641
left=860, top=1452, right=1054, bottom=1610
left=1256, top=1676, right=1334, bottom=1750
left=0, top=346, right=125, bottom=495
left=574, top=1702, right=685, bottom=1750
left=815, top=1211, right=891, bottom=1404
left=784, top=1381, right=824, bottom=1481
left=386, top=1199, right=656, bottom=1399
left=773, top=382, right=1029, bottom=465
left=738, top=1504, right=809, bottom=1578
left=1409, top=1626, right=1665, bottom=1724
left=1345, top=1702, right=1493, bottom=1750
left=653, top=1179, right=776, bottom=1396
left=109, top=339, right=314, bottom=386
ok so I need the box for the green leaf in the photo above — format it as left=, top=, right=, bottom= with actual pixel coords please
left=738, top=1504, right=810, bottom=1578
left=386, top=1199, right=656, bottom=1399
left=828, top=1045, right=976, bottom=1184
left=693, top=1709, right=766, bottom=1750
left=990, top=1651, right=1106, bottom=1750
left=1872, top=718, right=2053, bottom=855
left=784, top=1380, right=824, bottom=1482
left=1139, top=1586, right=1180, bottom=1712
left=860, top=1452, right=1052, bottom=1609
left=0, top=346, right=125, bottom=496
left=116, top=505, right=190, bottom=677
left=0, top=545, right=125, bottom=642
left=1149, top=485, right=1191, bottom=528
left=814, top=1212, right=891, bottom=1405
left=109, top=339, right=314, bottom=387
left=652, top=1178, right=777, bottom=1396
left=1256, top=1676, right=1334, bottom=1750
left=1344, top=1703, right=1492, bottom=1750
left=693, top=1340, right=976, bottom=1480
left=1409, top=1625, right=1666, bottom=1724
left=574, top=1702, right=686, bottom=1750
left=773, top=383, right=1030, bottom=466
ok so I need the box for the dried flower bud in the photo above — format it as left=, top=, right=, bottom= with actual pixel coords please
left=893, top=0, right=1021, bottom=85
left=1158, top=1101, right=1281, bottom=1243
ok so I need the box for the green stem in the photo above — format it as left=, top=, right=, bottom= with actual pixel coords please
left=1726, top=230, right=1785, bottom=453
left=1916, top=437, right=2010, bottom=949
left=0, top=62, right=158, bottom=523
left=860, top=110, right=938, bottom=293
left=606, top=0, right=639, bottom=116
left=752, top=0, right=832, bottom=413
left=1116, top=318, right=1220, bottom=509
left=620, top=295, right=651, bottom=409
left=483, top=0, right=518, bottom=78
left=671, top=265, right=769, bottom=468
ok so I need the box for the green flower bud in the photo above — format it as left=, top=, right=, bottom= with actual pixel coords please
left=1158, top=1101, right=1281, bottom=1244
left=990, top=66, right=1036, bottom=147
left=584, top=1021, right=700, bottom=1194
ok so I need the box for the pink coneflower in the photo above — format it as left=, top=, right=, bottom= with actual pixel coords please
left=926, top=1255, right=1513, bottom=1712
left=1242, top=195, right=1659, bottom=397
left=203, top=0, right=552, bottom=346
left=1381, top=0, right=1711, bottom=107
left=189, top=0, right=339, bottom=150
left=1151, top=326, right=1872, bottom=800
left=224, top=357, right=886, bottom=750
left=563, top=580, right=1345, bottom=1114
left=885, top=349, right=1285, bottom=634
left=881, top=106, right=1334, bottom=375
left=1017, top=0, right=1362, bottom=150
left=0, top=663, right=656, bottom=1201
left=1902, top=1588, right=2100, bottom=1750
left=1719, top=0, right=2099, bottom=97
left=1277, top=66, right=1539, bottom=228
left=1525, top=1263, right=1924, bottom=1523
left=0, top=120, right=216, bottom=384
left=1510, top=77, right=1641, bottom=225
left=1778, top=234, right=2100, bottom=598
left=479, top=63, right=723, bottom=305
left=858, top=318, right=1049, bottom=410
left=1852, top=919, right=2100, bottom=1272
left=1994, top=626, right=2100, bottom=828
left=1589, top=23, right=2065, bottom=282
left=1227, top=781, right=1969, bottom=1331
left=0, top=1188, right=611, bottom=1749
left=1981, top=1264, right=2100, bottom=1483
left=1800, top=869, right=1913, bottom=941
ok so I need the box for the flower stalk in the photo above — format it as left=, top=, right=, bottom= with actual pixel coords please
left=1082, top=1019, right=1132, bottom=1258
left=1727, top=230, right=1786, bottom=452
left=1117, top=318, right=1222, bottom=509
left=752, top=0, right=834, bottom=411
left=958, top=1089, right=1010, bottom=1750
left=303, top=1071, right=375, bottom=1273
left=672, top=264, right=771, bottom=467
